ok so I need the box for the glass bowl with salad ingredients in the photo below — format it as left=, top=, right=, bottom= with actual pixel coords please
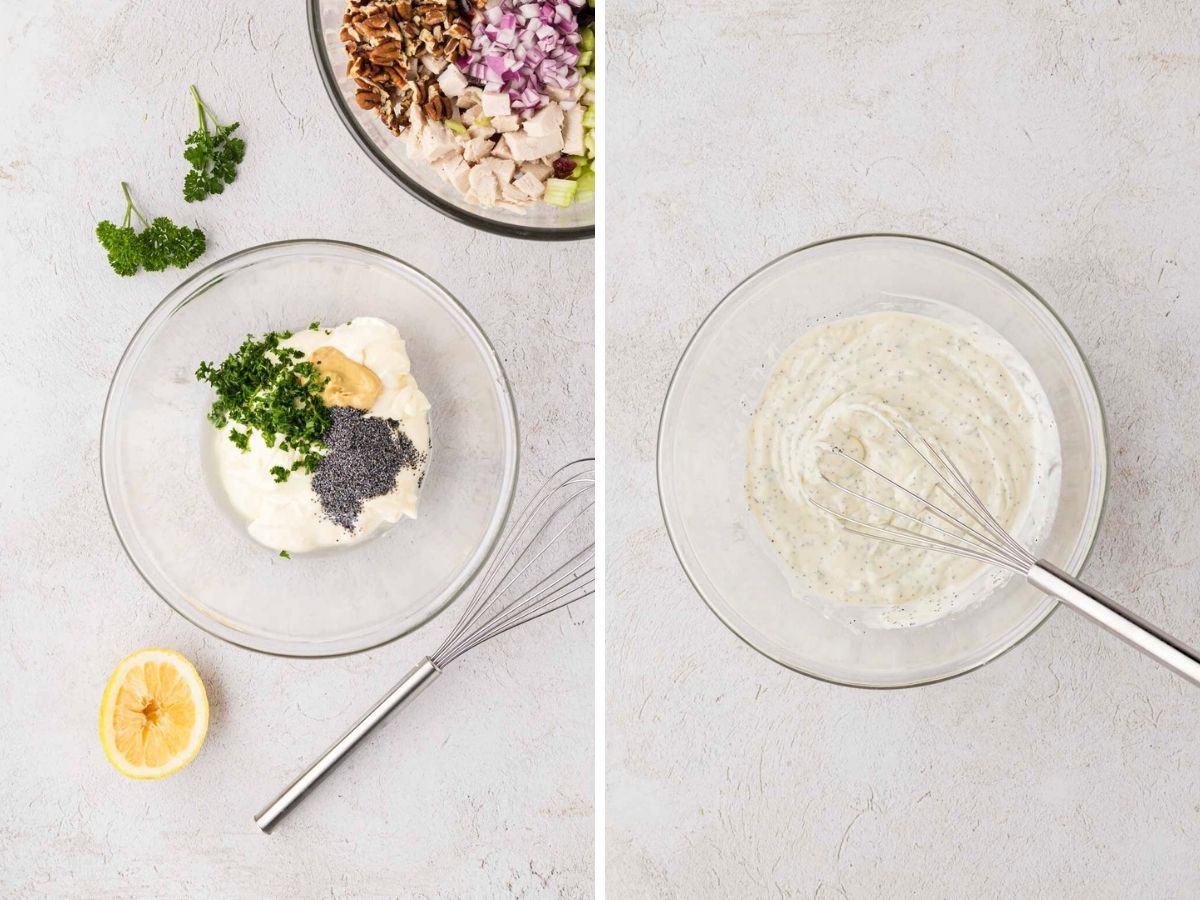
left=101, top=240, right=519, bottom=657
left=309, top=0, right=596, bottom=241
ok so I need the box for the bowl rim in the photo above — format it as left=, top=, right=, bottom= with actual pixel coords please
left=656, top=232, right=1111, bottom=690
left=100, top=238, right=521, bottom=658
left=306, top=0, right=594, bottom=243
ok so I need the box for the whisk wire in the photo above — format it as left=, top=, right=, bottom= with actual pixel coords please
left=909, top=433, right=1034, bottom=566
left=824, top=447, right=1030, bottom=570
left=435, top=468, right=576, bottom=652
left=445, top=564, right=594, bottom=664
left=810, top=474, right=1029, bottom=572
left=819, top=456, right=1026, bottom=566
left=451, top=484, right=592, bottom=642
left=432, top=460, right=595, bottom=667
left=820, top=430, right=1035, bottom=573
left=453, top=544, right=594, bottom=648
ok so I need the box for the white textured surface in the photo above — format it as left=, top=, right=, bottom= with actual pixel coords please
left=0, top=3, right=592, bottom=897
left=609, top=2, right=1200, bottom=897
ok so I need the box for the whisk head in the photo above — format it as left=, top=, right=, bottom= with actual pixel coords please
left=431, top=458, right=595, bottom=667
left=814, top=428, right=1036, bottom=574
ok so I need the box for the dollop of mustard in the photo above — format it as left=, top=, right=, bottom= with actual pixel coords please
left=310, top=346, right=382, bottom=410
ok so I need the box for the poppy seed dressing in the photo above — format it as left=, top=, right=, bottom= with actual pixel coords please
left=745, top=311, right=1060, bottom=628
left=312, top=406, right=427, bottom=531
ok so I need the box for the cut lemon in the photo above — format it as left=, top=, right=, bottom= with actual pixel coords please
left=99, top=648, right=209, bottom=780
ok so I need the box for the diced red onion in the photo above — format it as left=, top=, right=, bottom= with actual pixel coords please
left=459, top=0, right=584, bottom=116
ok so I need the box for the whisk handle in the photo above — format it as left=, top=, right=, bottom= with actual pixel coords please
left=254, top=657, right=441, bottom=833
left=1029, top=562, right=1200, bottom=688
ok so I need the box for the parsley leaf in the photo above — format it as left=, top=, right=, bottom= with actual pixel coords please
left=279, top=550, right=291, bottom=559
left=183, top=85, right=246, bottom=202
left=96, top=183, right=206, bottom=277
left=196, top=331, right=331, bottom=482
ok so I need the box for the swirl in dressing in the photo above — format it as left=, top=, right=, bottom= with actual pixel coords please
left=745, top=311, right=1060, bottom=627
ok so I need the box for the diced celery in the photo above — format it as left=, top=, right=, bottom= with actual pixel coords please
left=474, top=116, right=492, bottom=126
left=579, top=50, right=593, bottom=67
left=446, top=119, right=467, bottom=135
left=582, top=73, right=596, bottom=91
left=582, top=28, right=595, bottom=51
left=574, top=170, right=596, bottom=203
left=582, top=106, right=595, bottom=129
left=584, top=132, right=595, bottom=157
left=568, top=155, right=589, bottom=178
left=543, top=178, right=578, bottom=207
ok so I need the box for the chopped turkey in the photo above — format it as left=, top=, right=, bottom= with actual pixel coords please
left=463, top=136, right=494, bottom=163
left=418, top=122, right=459, bottom=164
left=449, top=158, right=472, bottom=195
left=523, top=102, right=564, bottom=138
left=437, top=65, right=470, bottom=98
left=504, top=129, right=564, bottom=161
left=456, top=87, right=483, bottom=110
left=519, top=161, right=553, bottom=180
left=515, top=171, right=547, bottom=198
left=491, top=115, right=520, bottom=133
left=563, top=105, right=585, bottom=155
left=467, top=167, right=499, bottom=206
left=476, top=156, right=516, bottom=184
left=501, top=180, right=531, bottom=204
left=420, top=54, right=448, bottom=75
left=481, top=90, right=512, bottom=117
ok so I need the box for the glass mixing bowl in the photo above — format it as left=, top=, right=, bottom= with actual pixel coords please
left=658, top=234, right=1108, bottom=688
left=101, top=240, right=519, bottom=657
left=308, top=0, right=594, bottom=241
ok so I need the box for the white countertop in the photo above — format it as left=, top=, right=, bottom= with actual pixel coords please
left=608, top=1, right=1200, bottom=896
left=0, top=3, right=593, bottom=896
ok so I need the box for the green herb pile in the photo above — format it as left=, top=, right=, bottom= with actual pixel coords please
left=183, top=85, right=246, bottom=202
left=195, top=330, right=331, bottom=483
left=95, top=183, right=207, bottom=277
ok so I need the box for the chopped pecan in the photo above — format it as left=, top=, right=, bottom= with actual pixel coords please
left=367, top=40, right=405, bottom=64
left=424, top=94, right=452, bottom=121
left=341, top=0, right=474, bottom=133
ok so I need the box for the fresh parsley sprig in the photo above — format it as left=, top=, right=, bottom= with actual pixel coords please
left=95, top=182, right=206, bottom=276
left=183, top=85, right=246, bottom=202
left=196, top=330, right=331, bottom=483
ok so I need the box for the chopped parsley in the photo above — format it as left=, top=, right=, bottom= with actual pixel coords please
left=195, top=330, right=331, bottom=482
left=308, top=321, right=320, bottom=331
left=279, top=550, right=291, bottom=559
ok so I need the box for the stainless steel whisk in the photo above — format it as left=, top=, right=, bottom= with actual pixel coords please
left=255, top=458, right=595, bottom=832
left=818, top=429, right=1200, bottom=687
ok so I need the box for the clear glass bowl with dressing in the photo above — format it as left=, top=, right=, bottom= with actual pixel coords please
left=658, top=234, right=1108, bottom=688
left=101, top=240, right=519, bottom=657
left=307, top=0, right=594, bottom=242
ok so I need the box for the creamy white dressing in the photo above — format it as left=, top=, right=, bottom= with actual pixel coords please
left=212, top=316, right=431, bottom=554
left=746, top=311, right=1060, bottom=627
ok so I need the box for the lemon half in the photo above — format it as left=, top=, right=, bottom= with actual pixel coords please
left=99, top=648, right=209, bottom=780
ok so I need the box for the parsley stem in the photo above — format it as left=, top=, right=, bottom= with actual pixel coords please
left=190, top=84, right=220, bottom=134
left=120, top=181, right=149, bottom=228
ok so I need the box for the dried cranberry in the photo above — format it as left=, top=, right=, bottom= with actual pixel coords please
left=552, top=158, right=576, bottom=179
